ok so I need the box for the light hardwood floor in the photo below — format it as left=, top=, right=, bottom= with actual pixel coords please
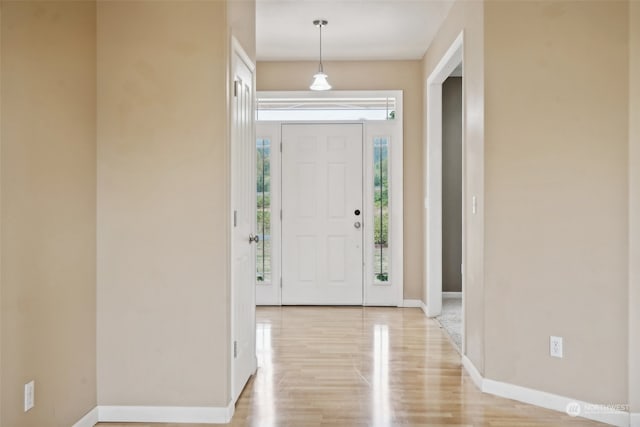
left=98, top=306, right=604, bottom=426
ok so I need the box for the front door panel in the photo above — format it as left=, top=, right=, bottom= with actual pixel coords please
left=282, top=124, right=363, bottom=305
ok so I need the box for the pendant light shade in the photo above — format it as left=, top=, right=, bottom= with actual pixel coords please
left=310, top=72, right=331, bottom=91
left=310, top=19, right=331, bottom=91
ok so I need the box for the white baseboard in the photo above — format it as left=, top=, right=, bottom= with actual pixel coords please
left=97, top=403, right=234, bottom=424
left=484, top=379, right=629, bottom=426
left=442, top=291, right=462, bottom=298
left=401, top=299, right=423, bottom=308
left=631, top=413, right=640, bottom=427
left=71, top=407, right=99, bottom=427
left=461, top=355, right=482, bottom=389
left=462, top=357, right=630, bottom=427
left=419, top=301, right=428, bottom=317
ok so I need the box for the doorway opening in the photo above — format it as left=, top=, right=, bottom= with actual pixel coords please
left=425, top=32, right=465, bottom=353
left=436, top=68, right=463, bottom=351
left=255, top=91, right=404, bottom=307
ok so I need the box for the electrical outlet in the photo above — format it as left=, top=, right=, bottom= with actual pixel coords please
left=24, top=381, right=34, bottom=412
left=550, top=336, right=563, bottom=358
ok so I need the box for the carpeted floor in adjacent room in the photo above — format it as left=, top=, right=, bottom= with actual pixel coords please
left=435, top=293, right=462, bottom=352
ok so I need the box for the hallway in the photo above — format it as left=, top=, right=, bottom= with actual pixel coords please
left=234, top=307, right=602, bottom=426
left=99, top=307, right=603, bottom=426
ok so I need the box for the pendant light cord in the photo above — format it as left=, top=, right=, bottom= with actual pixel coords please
left=319, top=23, right=324, bottom=73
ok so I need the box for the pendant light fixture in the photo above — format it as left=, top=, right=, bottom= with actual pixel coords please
left=310, top=19, right=331, bottom=91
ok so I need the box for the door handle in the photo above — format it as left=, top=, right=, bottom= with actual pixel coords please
left=354, top=221, right=361, bottom=229
left=249, top=234, right=260, bottom=243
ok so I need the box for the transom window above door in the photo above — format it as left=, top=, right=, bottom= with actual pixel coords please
left=257, top=95, right=398, bottom=121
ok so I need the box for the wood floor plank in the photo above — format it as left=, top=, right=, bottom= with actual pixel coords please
left=97, top=307, right=605, bottom=426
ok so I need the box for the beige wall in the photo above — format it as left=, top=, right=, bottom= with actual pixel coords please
left=257, top=60, right=424, bottom=299
left=97, top=0, right=241, bottom=407
left=1, top=5, right=3, bottom=423
left=442, top=77, right=462, bottom=293
left=422, top=0, right=485, bottom=371
left=630, top=0, right=640, bottom=415
left=228, top=0, right=256, bottom=62
left=1, top=1, right=97, bottom=426
left=484, top=0, right=628, bottom=404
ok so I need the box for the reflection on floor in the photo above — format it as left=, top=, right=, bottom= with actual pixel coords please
left=98, top=307, right=604, bottom=427
left=238, top=307, right=604, bottom=426
left=435, top=294, right=462, bottom=352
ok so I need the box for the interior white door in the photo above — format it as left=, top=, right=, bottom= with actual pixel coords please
left=281, top=123, right=363, bottom=305
left=231, top=43, right=256, bottom=402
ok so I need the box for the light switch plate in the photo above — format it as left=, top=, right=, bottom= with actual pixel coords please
left=24, top=381, right=34, bottom=412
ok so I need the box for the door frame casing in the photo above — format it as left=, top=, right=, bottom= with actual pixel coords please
left=424, top=31, right=466, bottom=352
left=255, top=90, right=404, bottom=307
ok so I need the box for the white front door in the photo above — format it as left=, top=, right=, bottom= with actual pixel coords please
left=230, top=43, right=256, bottom=402
left=281, top=123, right=364, bottom=305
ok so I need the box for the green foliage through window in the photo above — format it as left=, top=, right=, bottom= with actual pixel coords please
left=256, top=139, right=271, bottom=283
left=374, top=137, right=389, bottom=282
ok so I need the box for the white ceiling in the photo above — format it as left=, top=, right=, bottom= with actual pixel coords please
left=256, top=0, right=456, bottom=61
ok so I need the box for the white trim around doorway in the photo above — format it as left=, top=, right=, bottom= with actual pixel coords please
left=256, top=90, right=404, bottom=307
left=424, top=32, right=465, bottom=353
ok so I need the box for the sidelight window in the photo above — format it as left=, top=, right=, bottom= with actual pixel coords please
left=374, top=137, right=389, bottom=282
left=256, top=138, right=271, bottom=283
